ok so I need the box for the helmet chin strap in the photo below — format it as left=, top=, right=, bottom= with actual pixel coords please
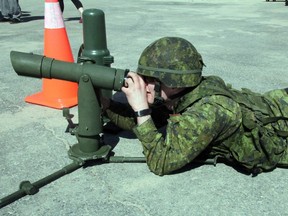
left=151, top=81, right=165, bottom=107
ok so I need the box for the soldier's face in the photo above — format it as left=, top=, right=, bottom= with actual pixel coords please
left=144, top=78, right=157, bottom=104
left=143, top=77, right=168, bottom=104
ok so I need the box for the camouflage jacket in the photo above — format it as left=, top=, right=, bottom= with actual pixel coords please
left=106, top=76, right=288, bottom=176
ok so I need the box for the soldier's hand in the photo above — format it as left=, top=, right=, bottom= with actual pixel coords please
left=121, top=72, right=149, bottom=112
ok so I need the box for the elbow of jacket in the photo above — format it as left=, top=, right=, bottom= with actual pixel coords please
left=147, top=163, right=169, bottom=176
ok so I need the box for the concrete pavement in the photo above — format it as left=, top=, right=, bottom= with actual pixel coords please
left=0, top=0, right=288, bottom=215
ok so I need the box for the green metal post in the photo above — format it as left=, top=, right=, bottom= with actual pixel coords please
left=68, top=75, right=111, bottom=161
left=77, top=76, right=102, bottom=152
left=80, top=8, right=113, bottom=99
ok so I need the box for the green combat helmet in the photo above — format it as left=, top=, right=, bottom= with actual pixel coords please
left=137, top=37, right=204, bottom=88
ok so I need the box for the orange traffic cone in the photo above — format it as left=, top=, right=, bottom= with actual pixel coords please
left=25, top=0, right=78, bottom=109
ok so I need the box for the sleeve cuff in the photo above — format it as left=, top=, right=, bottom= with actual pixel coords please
left=133, top=117, right=158, bottom=143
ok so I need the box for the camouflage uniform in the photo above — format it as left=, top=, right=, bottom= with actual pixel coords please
left=106, top=37, right=288, bottom=176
